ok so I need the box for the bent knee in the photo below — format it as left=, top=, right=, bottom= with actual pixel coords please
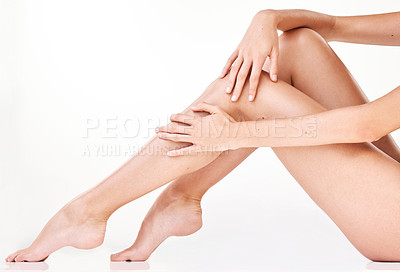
left=198, top=72, right=279, bottom=118
left=280, top=27, right=328, bottom=53
left=195, top=71, right=318, bottom=121
left=194, top=76, right=250, bottom=121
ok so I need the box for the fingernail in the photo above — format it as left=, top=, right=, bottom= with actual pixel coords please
left=231, top=95, right=237, bottom=102
left=220, top=72, right=224, bottom=78
left=225, top=87, right=231, bottom=93
left=157, top=132, right=162, bottom=137
left=155, top=127, right=159, bottom=132
left=248, top=95, right=254, bottom=101
left=272, top=74, right=278, bottom=81
left=167, top=151, right=172, bottom=156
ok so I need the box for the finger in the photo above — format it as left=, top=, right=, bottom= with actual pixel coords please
left=231, top=60, right=251, bottom=102
left=248, top=60, right=263, bottom=102
left=157, top=123, right=192, bottom=135
left=169, top=113, right=194, bottom=125
left=167, top=146, right=198, bottom=157
left=157, top=132, right=192, bottom=143
left=221, top=49, right=238, bottom=78
left=227, top=56, right=243, bottom=94
left=191, top=102, right=221, bottom=115
left=269, top=47, right=279, bottom=82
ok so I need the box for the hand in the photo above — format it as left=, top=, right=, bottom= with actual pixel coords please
left=156, top=102, right=239, bottom=156
left=221, top=10, right=279, bottom=102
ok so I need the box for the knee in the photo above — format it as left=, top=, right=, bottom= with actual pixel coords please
left=279, top=28, right=328, bottom=54
left=195, top=76, right=248, bottom=121
left=195, top=72, right=301, bottom=122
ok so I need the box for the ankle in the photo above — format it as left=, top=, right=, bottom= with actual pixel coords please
left=65, top=196, right=109, bottom=223
left=166, top=185, right=203, bottom=203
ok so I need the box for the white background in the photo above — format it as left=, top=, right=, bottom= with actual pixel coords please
left=1, top=0, right=400, bottom=271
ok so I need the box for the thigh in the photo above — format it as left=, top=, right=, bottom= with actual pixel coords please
left=274, top=143, right=400, bottom=261
left=278, top=28, right=400, bottom=161
left=278, top=28, right=368, bottom=109
left=219, top=72, right=400, bottom=261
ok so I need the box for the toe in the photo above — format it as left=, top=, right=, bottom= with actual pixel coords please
left=6, top=250, right=22, bottom=262
left=110, top=253, right=119, bottom=261
left=14, top=251, right=47, bottom=262
left=110, top=248, right=134, bottom=262
left=111, top=247, right=149, bottom=262
left=110, top=252, right=127, bottom=262
left=15, top=253, right=29, bottom=262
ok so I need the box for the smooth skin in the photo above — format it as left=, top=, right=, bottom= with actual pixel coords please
left=159, top=87, right=400, bottom=153
left=113, top=10, right=400, bottom=261
left=6, top=10, right=400, bottom=263
left=222, top=9, right=400, bottom=102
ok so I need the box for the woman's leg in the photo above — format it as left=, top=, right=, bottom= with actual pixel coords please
left=122, top=70, right=400, bottom=262
left=277, top=28, right=400, bottom=160
left=6, top=88, right=248, bottom=262
left=110, top=148, right=256, bottom=261
left=7, top=28, right=400, bottom=262
left=112, top=28, right=400, bottom=262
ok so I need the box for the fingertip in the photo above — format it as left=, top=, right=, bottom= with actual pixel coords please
left=231, top=95, right=237, bottom=102
left=225, top=86, right=231, bottom=94
left=248, top=94, right=254, bottom=102
left=271, top=74, right=278, bottom=82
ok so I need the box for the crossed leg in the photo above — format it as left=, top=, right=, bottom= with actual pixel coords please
left=6, top=28, right=400, bottom=263
left=111, top=28, right=400, bottom=262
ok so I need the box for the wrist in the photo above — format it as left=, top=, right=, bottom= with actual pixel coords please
left=255, top=9, right=279, bottom=27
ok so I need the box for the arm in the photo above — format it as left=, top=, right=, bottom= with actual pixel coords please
left=238, top=85, right=400, bottom=148
left=156, top=86, right=400, bottom=155
left=220, top=9, right=400, bottom=104
left=270, top=9, right=400, bottom=45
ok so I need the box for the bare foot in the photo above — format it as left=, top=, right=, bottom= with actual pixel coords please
left=5, top=200, right=107, bottom=262
left=110, top=188, right=203, bottom=261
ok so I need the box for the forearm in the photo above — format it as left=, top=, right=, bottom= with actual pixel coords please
left=258, top=9, right=336, bottom=40
left=333, top=12, right=400, bottom=45
left=259, top=9, right=400, bottom=45
left=234, top=105, right=376, bottom=148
